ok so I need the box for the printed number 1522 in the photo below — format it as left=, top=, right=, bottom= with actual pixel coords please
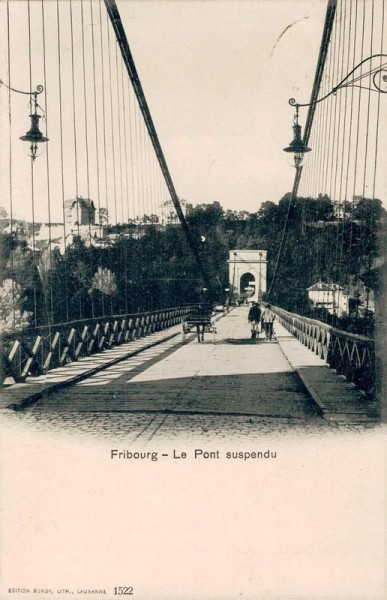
left=114, top=587, right=134, bottom=595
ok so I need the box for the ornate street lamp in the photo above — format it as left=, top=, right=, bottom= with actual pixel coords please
left=283, top=103, right=311, bottom=168
left=0, top=80, right=48, bottom=160
left=284, top=54, right=387, bottom=166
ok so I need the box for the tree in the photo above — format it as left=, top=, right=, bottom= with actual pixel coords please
left=98, top=207, right=109, bottom=226
left=142, top=214, right=160, bottom=224
left=0, top=279, right=31, bottom=333
left=89, top=267, right=117, bottom=296
left=351, top=197, right=384, bottom=223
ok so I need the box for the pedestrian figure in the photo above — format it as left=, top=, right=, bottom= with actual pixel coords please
left=261, top=304, right=275, bottom=341
left=248, top=302, right=261, bottom=339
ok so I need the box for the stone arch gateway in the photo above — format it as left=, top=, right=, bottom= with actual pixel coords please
left=228, top=250, right=267, bottom=302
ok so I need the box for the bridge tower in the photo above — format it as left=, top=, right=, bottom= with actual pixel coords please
left=228, top=250, right=267, bottom=303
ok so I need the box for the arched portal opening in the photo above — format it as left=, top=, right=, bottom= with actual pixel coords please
left=240, top=272, right=255, bottom=298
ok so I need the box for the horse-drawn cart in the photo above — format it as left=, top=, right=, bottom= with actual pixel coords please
left=181, top=305, right=217, bottom=343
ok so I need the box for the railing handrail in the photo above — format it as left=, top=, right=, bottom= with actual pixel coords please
left=267, top=304, right=374, bottom=345
left=1, top=303, right=197, bottom=386
left=266, top=302, right=375, bottom=395
left=0, top=304, right=200, bottom=341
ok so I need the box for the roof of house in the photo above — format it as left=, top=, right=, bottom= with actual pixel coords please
left=307, top=280, right=344, bottom=292
left=64, top=197, right=95, bottom=209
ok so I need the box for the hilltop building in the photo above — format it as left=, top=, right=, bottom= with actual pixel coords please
left=307, top=280, right=349, bottom=316
left=64, top=196, right=96, bottom=227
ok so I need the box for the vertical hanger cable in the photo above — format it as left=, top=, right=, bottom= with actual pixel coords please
left=69, top=0, right=82, bottom=319
left=6, top=0, right=15, bottom=329
left=27, top=0, right=38, bottom=326
left=41, top=0, right=54, bottom=326
left=56, top=0, right=69, bottom=322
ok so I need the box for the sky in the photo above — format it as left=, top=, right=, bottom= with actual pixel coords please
left=0, top=0, right=385, bottom=223
left=117, top=0, right=329, bottom=212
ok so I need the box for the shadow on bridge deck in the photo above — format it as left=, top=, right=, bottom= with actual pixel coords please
left=0, top=308, right=379, bottom=440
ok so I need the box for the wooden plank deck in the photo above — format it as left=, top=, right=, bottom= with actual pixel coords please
left=0, top=308, right=378, bottom=439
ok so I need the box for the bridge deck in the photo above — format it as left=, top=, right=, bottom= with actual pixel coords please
left=0, top=308, right=377, bottom=440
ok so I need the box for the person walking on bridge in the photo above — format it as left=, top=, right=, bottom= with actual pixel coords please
left=248, top=302, right=261, bottom=339
left=261, top=304, right=275, bottom=341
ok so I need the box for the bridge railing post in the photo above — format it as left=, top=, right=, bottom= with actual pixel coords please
left=271, top=304, right=375, bottom=397
left=0, top=304, right=201, bottom=387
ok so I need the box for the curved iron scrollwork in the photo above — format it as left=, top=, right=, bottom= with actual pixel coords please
left=289, top=53, right=387, bottom=108
left=373, top=68, right=387, bottom=93
left=0, top=80, right=44, bottom=96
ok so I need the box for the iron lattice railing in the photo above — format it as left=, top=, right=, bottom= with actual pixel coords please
left=0, top=306, right=194, bottom=386
left=272, top=306, right=375, bottom=396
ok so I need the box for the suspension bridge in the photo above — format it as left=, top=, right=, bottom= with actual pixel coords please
left=0, top=0, right=385, bottom=436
